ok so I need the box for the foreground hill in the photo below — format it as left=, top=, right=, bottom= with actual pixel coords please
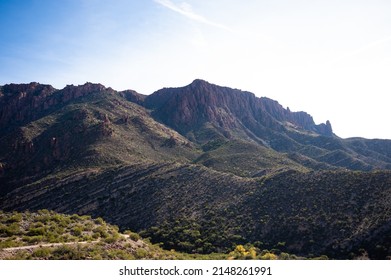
left=1, top=80, right=391, bottom=259
left=0, top=210, right=233, bottom=260
left=0, top=210, right=305, bottom=260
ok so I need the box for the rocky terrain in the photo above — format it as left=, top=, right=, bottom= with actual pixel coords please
left=0, top=79, right=390, bottom=259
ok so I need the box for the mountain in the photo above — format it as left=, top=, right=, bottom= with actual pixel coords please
left=145, top=79, right=391, bottom=173
left=0, top=82, right=198, bottom=190
left=145, top=79, right=332, bottom=139
left=1, top=80, right=391, bottom=259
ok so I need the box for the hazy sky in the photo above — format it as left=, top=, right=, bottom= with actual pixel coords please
left=1, top=0, right=391, bottom=139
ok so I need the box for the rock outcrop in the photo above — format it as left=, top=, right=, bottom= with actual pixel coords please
left=145, top=79, right=333, bottom=138
left=0, top=82, right=56, bottom=129
left=0, top=82, right=108, bottom=131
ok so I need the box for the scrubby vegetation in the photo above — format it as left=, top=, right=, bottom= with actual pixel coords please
left=138, top=170, right=391, bottom=260
left=0, top=210, right=321, bottom=260
left=0, top=209, right=118, bottom=248
left=0, top=210, right=193, bottom=260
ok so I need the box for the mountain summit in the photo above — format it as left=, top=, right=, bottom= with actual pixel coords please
left=145, top=79, right=333, bottom=142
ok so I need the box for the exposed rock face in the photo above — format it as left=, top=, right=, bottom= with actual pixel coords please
left=0, top=82, right=107, bottom=131
left=145, top=79, right=248, bottom=133
left=316, top=120, right=333, bottom=136
left=119, top=90, right=146, bottom=106
left=259, top=97, right=332, bottom=135
left=0, top=82, right=109, bottom=179
left=145, top=79, right=333, bottom=138
left=59, top=83, right=106, bottom=103
left=0, top=82, right=56, bottom=129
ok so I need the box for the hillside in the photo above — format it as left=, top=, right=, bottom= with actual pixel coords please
left=1, top=210, right=309, bottom=260
left=1, top=80, right=391, bottom=259
left=0, top=82, right=199, bottom=192
left=0, top=209, right=153, bottom=260
left=145, top=79, right=391, bottom=172
left=0, top=210, right=230, bottom=260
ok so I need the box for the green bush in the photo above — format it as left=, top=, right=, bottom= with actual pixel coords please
left=52, top=245, right=83, bottom=260
left=93, top=226, right=109, bottom=238
left=27, top=227, right=46, bottom=236
left=32, top=247, right=52, bottom=258
left=135, top=248, right=148, bottom=259
left=0, top=238, right=22, bottom=248
left=27, top=235, right=44, bottom=244
left=104, top=236, right=118, bottom=244
left=107, top=249, right=134, bottom=260
left=260, top=252, right=278, bottom=260
left=0, top=223, right=20, bottom=237
left=127, top=232, right=141, bottom=241
left=7, top=213, right=22, bottom=223
left=72, top=226, right=83, bottom=237
left=83, top=221, right=94, bottom=231
left=95, top=217, right=105, bottom=225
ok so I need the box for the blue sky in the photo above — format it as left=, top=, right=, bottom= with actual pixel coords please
left=1, top=0, right=391, bottom=139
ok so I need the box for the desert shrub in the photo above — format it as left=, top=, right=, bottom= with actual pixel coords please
left=95, top=217, right=105, bottom=225
left=127, top=232, right=141, bottom=241
left=72, top=226, right=83, bottom=237
left=27, top=227, right=46, bottom=236
left=52, top=245, right=82, bottom=259
left=48, top=222, right=64, bottom=235
left=104, top=236, right=118, bottom=244
left=32, top=247, right=52, bottom=258
left=0, top=223, right=20, bottom=237
left=279, top=252, right=291, bottom=260
left=260, top=252, right=278, bottom=260
left=7, top=212, right=22, bottom=223
left=229, top=245, right=257, bottom=260
left=62, top=233, right=77, bottom=242
left=107, top=249, right=134, bottom=260
left=35, top=212, right=51, bottom=223
left=83, top=221, right=94, bottom=231
left=93, top=226, right=109, bottom=238
left=27, top=235, right=44, bottom=244
left=135, top=248, right=148, bottom=259
left=70, top=214, right=81, bottom=221
left=80, top=215, right=91, bottom=221
left=0, top=238, right=22, bottom=248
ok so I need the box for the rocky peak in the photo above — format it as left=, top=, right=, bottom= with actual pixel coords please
left=0, top=82, right=56, bottom=97
left=0, top=82, right=57, bottom=129
left=145, top=79, right=333, bottom=139
left=258, top=97, right=333, bottom=135
left=189, top=78, right=209, bottom=87
left=145, top=79, right=260, bottom=134
left=60, top=82, right=107, bottom=103
left=0, top=82, right=56, bottom=103
left=0, top=82, right=110, bottom=131
left=119, top=89, right=146, bottom=106
left=316, top=120, right=333, bottom=136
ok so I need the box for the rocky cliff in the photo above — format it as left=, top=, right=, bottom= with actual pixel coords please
left=145, top=79, right=333, bottom=141
left=0, top=82, right=110, bottom=131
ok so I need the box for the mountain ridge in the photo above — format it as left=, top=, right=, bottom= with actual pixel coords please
left=1, top=79, right=391, bottom=259
left=145, top=79, right=333, bottom=140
